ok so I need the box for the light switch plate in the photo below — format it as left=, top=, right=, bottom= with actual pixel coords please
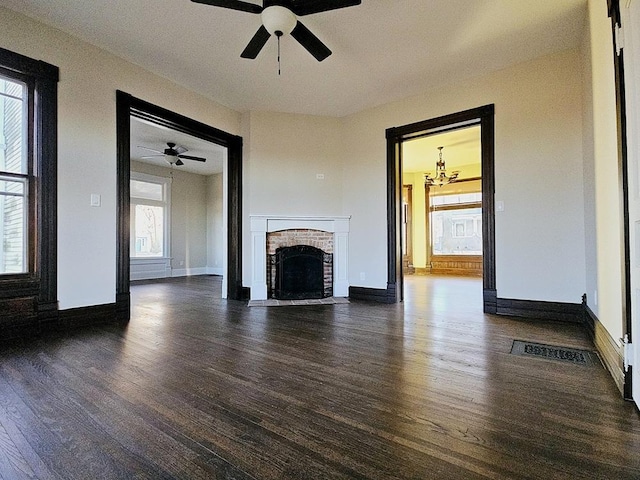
left=90, top=194, right=101, bottom=207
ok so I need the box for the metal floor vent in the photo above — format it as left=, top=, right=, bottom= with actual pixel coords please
left=511, top=340, right=599, bottom=367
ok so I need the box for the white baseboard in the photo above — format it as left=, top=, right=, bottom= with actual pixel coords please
left=171, top=267, right=208, bottom=278
left=130, top=258, right=171, bottom=281
left=206, top=266, right=223, bottom=276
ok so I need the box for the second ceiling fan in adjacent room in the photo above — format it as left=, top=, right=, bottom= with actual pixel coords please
left=138, top=142, right=207, bottom=166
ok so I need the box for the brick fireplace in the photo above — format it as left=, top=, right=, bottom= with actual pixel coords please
left=249, top=216, right=350, bottom=301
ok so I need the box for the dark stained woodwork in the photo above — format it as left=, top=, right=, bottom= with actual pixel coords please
left=115, top=91, right=244, bottom=320
left=1, top=274, right=638, bottom=479
left=115, top=91, right=132, bottom=321
left=583, top=294, right=626, bottom=394
left=0, top=47, right=59, bottom=332
left=385, top=133, right=402, bottom=302
left=496, top=297, right=584, bottom=323
left=386, top=105, right=496, bottom=312
left=349, top=285, right=395, bottom=304
left=480, top=107, right=496, bottom=311
left=58, top=303, right=119, bottom=329
left=607, top=0, right=633, bottom=400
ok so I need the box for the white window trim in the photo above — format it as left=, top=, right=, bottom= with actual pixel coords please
left=130, top=171, right=171, bottom=261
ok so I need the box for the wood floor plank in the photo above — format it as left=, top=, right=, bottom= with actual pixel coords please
left=2, top=275, right=640, bottom=479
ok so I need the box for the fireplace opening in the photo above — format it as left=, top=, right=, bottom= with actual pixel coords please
left=269, top=245, right=332, bottom=300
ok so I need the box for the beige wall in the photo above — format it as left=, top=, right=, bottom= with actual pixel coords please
left=403, top=172, right=428, bottom=270
left=241, top=110, right=345, bottom=282
left=582, top=0, right=624, bottom=343
left=207, top=173, right=224, bottom=274
left=342, top=48, right=587, bottom=301
left=0, top=7, right=240, bottom=308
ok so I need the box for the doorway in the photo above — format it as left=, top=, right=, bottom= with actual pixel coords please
left=402, top=185, right=414, bottom=274
left=403, top=126, right=482, bottom=277
left=129, top=118, right=227, bottom=283
left=116, top=91, right=244, bottom=320
left=386, top=105, right=496, bottom=312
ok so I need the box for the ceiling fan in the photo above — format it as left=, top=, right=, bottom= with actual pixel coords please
left=137, top=142, right=207, bottom=166
left=191, top=0, right=362, bottom=62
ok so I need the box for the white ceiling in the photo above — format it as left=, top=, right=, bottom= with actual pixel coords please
left=131, top=117, right=226, bottom=175
left=403, top=126, right=480, bottom=175
left=2, top=0, right=587, bottom=118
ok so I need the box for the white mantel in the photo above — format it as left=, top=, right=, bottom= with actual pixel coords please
left=250, top=215, right=350, bottom=300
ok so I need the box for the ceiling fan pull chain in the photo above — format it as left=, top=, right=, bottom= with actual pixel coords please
left=277, top=32, right=282, bottom=75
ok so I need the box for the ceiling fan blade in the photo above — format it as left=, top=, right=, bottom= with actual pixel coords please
left=190, top=0, right=262, bottom=14
left=241, top=25, right=271, bottom=59
left=178, top=155, right=207, bottom=162
left=137, top=145, right=163, bottom=154
left=285, top=0, right=361, bottom=16
left=290, top=21, right=331, bottom=61
left=140, top=155, right=163, bottom=159
left=175, top=159, right=185, bottom=166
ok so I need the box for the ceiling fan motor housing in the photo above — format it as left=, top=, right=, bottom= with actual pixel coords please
left=261, top=6, right=297, bottom=36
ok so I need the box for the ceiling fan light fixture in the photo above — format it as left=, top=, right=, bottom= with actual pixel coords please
left=261, top=6, right=297, bottom=36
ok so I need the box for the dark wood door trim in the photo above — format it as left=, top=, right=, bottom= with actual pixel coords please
left=607, top=0, right=632, bottom=399
left=116, top=91, right=243, bottom=320
left=386, top=105, right=496, bottom=311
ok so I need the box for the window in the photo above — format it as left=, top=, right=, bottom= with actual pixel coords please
left=130, top=173, right=170, bottom=258
left=429, top=187, right=482, bottom=256
left=0, top=48, right=58, bottom=325
left=0, top=75, right=28, bottom=274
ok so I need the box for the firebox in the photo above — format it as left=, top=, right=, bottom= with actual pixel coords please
left=268, top=245, right=333, bottom=300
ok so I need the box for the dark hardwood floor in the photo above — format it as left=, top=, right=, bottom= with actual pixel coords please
left=1, top=274, right=639, bottom=479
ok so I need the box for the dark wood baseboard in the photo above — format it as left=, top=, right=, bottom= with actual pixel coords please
left=116, top=292, right=130, bottom=322
left=483, top=289, right=497, bottom=314
left=59, top=303, right=119, bottom=329
left=241, top=287, right=251, bottom=301
left=495, top=297, right=583, bottom=323
left=1, top=302, right=120, bottom=342
left=349, top=285, right=395, bottom=304
left=492, top=295, right=629, bottom=397
left=582, top=300, right=626, bottom=396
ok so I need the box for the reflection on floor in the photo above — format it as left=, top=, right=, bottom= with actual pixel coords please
left=0, top=274, right=638, bottom=479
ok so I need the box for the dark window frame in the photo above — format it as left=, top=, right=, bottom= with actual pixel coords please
left=0, top=47, right=59, bottom=327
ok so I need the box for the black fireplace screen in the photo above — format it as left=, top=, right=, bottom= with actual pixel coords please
left=268, top=245, right=333, bottom=300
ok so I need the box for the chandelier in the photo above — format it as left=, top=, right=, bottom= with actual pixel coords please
left=424, top=146, right=460, bottom=187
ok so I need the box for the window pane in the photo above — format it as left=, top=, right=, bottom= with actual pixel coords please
left=131, top=179, right=163, bottom=201
left=0, top=79, right=26, bottom=175
left=132, top=204, right=164, bottom=257
left=431, top=207, right=482, bottom=255
left=431, top=192, right=481, bottom=206
left=0, top=193, right=26, bottom=273
left=0, top=178, right=25, bottom=195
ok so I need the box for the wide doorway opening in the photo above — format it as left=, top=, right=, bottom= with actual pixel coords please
left=129, top=118, right=227, bottom=287
left=386, top=105, right=496, bottom=312
left=402, top=125, right=482, bottom=278
left=116, top=92, right=243, bottom=320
